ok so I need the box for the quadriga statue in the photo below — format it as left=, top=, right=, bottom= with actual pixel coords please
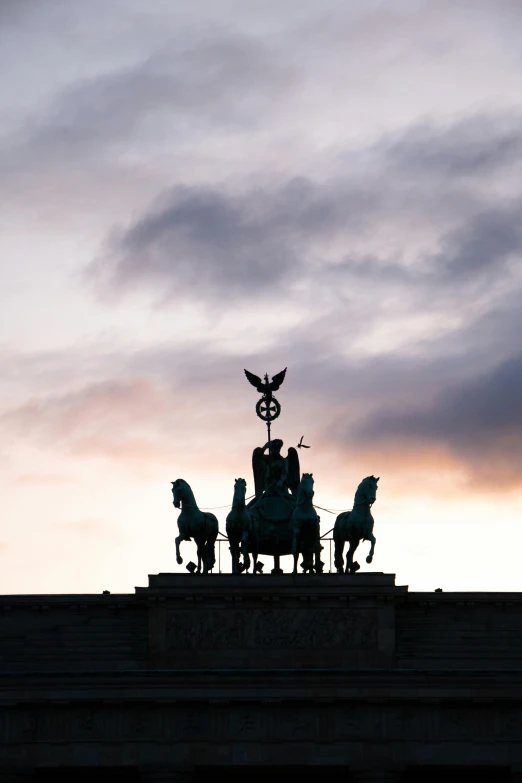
left=290, top=472, right=323, bottom=574
left=333, top=475, right=378, bottom=574
left=226, top=477, right=253, bottom=575
left=240, top=439, right=322, bottom=574
left=171, top=479, right=218, bottom=574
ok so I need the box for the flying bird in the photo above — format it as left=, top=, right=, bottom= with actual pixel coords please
left=244, top=368, right=287, bottom=396
left=297, top=436, right=310, bottom=449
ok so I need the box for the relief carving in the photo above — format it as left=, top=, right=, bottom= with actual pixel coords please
left=77, top=709, right=97, bottom=735
left=283, top=710, right=315, bottom=739
left=129, top=708, right=156, bottom=738
left=176, top=709, right=206, bottom=740
left=229, top=711, right=259, bottom=739
left=166, top=608, right=377, bottom=649
left=498, top=708, right=522, bottom=738
left=383, top=707, right=420, bottom=740
left=441, top=708, right=475, bottom=739
left=5, top=711, right=38, bottom=743
left=19, top=713, right=37, bottom=740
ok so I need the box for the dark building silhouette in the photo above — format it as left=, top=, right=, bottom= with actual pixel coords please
left=0, top=573, right=520, bottom=782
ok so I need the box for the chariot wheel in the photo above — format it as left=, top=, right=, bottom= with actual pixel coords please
left=256, top=395, right=281, bottom=422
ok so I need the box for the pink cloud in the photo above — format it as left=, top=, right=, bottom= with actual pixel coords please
left=52, top=518, right=126, bottom=541
left=14, top=472, right=79, bottom=486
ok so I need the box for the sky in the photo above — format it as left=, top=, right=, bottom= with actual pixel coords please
left=1, top=0, right=522, bottom=594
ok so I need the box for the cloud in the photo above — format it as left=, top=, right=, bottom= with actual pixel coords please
left=86, top=113, right=522, bottom=306
left=1, top=379, right=177, bottom=466
left=90, top=177, right=382, bottom=300
left=2, top=40, right=522, bottom=491
left=0, top=355, right=260, bottom=475
left=0, top=26, right=301, bottom=228
left=353, top=353, right=522, bottom=487
left=52, top=518, right=126, bottom=540
left=0, top=0, right=38, bottom=25
left=14, top=472, right=79, bottom=486
left=0, top=34, right=295, bottom=173
left=87, top=174, right=405, bottom=302
left=382, top=115, right=522, bottom=179
left=3, top=332, right=522, bottom=491
left=433, top=200, right=522, bottom=280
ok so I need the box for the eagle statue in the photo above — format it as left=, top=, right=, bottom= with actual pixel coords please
left=244, top=368, right=287, bottom=398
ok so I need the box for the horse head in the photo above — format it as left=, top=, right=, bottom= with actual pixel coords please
left=299, top=472, right=315, bottom=501
left=357, top=475, right=379, bottom=506
left=171, top=478, right=188, bottom=508
left=233, top=477, right=247, bottom=503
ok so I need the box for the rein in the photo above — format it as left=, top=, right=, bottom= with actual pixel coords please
left=176, top=494, right=372, bottom=514
left=313, top=499, right=374, bottom=515
left=312, top=503, right=339, bottom=515
left=176, top=494, right=256, bottom=511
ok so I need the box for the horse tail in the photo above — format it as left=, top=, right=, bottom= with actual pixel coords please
left=204, top=512, right=219, bottom=540
left=333, top=511, right=350, bottom=540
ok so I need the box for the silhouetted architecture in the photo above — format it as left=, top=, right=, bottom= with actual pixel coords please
left=170, top=369, right=380, bottom=577
left=1, top=572, right=521, bottom=781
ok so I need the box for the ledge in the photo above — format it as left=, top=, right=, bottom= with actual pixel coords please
left=137, top=572, right=406, bottom=594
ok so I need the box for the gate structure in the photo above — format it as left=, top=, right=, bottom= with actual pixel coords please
left=0, top=573, right=521, bottom=781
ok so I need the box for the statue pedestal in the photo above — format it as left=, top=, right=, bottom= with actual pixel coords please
left=138, top=571, right=401, bottom=592
left=136, top=572, right=407, bottom=671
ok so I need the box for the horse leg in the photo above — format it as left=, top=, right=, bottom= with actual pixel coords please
left=302, top=544, right=314, bottom=574
left=241, top=552, right=251, bottom=573
left=300, top=526, right=312, bottom=573
left=366, top=533, right=376, bottom=564
left=250, top=525, right=259, bottom=573
left=229, top=538, right=239, bottom=575
left=252, top=538, right=259, bottom=573
left=203, top=532, right=217, bottom=574
left=175, top=534, right=184, bottom=565
left=292, top=528, right=299, bottom=574
left=314, top=540, right=324, bottom=573
left=346, top=539, right=360, bottom=574
left=313, top=518, right=323, bottom=574
left=334, top=538, right=345, bottom=574
left=195, top=537, right=204, bottom=573
left=240, top=532, right=251, bottom=573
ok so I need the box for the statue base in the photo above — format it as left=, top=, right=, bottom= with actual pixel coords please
left=138, top=572, right=401, bottom=591
left=136, top=572, right=407, bottom=671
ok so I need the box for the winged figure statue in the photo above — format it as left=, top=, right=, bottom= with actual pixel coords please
left=245, top=438, right=303, bottom=573
left=251, top=439, right=300, bottom=500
